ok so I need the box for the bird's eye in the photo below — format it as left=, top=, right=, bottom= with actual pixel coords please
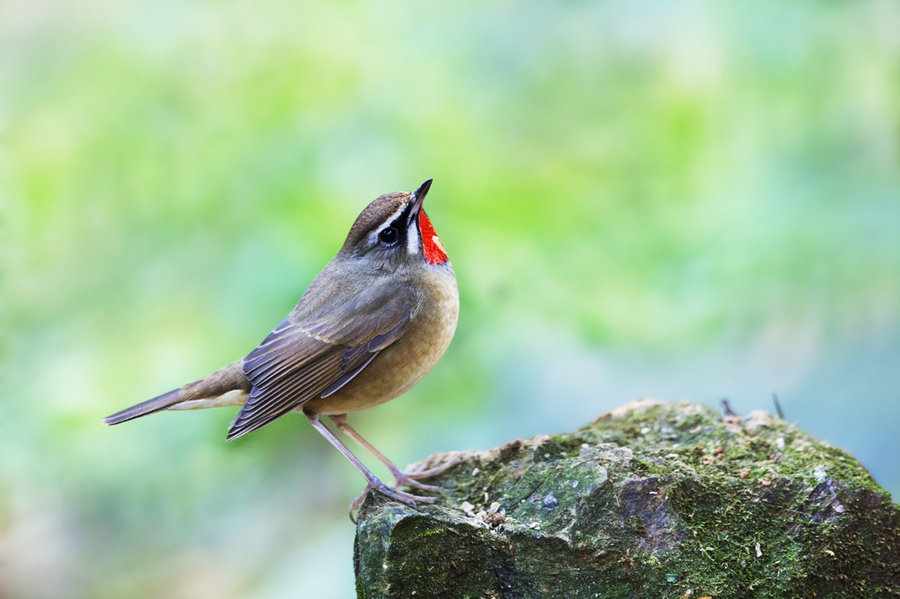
left=379, top=227, right=399, bottom=246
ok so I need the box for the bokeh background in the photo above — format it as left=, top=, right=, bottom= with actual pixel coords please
left=3, top=1, right=899, bottom=597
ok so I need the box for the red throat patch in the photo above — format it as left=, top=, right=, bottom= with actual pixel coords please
left=418, top=210, right=448, bottom=265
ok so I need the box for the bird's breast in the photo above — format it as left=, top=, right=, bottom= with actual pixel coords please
left=304, top=266, right=459, bottom=415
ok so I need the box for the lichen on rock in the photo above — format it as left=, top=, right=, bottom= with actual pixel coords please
left=354, top=400, right=900, bottom=599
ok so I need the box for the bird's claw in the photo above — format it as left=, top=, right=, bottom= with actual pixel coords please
left=349, top=481, right=436, bottom=523
left=392, top=475, right=443, bottom=493
left=391, top=453, right=464, bottom=489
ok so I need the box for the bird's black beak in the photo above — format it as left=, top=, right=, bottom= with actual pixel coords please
left=409, top=179, right=432, bottom=219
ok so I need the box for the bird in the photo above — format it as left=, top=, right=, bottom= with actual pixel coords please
left=105, top=179, right=460, bottom=517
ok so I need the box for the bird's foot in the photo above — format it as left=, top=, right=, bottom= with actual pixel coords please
left=390, top=453, right=464, bottom=492
left=349, top=480, right=436, bottom=523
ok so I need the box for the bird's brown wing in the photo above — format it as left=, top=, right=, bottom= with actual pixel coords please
left=226, top=283, right=419, bottom=439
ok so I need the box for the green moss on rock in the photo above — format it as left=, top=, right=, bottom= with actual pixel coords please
left=355, top=400, right=900, bottom=598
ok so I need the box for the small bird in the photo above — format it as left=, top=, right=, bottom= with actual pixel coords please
left=105, top=179, right=459, bottom=516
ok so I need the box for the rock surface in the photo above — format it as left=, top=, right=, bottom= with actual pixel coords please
left=354, top=400, right=900, bottom=599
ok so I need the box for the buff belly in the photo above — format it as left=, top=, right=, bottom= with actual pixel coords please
left=303, top=267, right=459, bottom=415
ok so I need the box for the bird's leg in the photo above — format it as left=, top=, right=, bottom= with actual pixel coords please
left=329, top=414, right=462, bottom=492
left=303, top=410, right=435, bottom=522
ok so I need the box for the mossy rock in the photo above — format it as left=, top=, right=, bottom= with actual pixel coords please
left=354, top=400, right=900, bottom=599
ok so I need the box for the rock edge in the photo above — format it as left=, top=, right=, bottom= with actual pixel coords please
left=355, top=400, right=900, bottom=599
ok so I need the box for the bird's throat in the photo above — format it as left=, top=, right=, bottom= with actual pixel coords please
left=419, top=210, right=448, bottom=265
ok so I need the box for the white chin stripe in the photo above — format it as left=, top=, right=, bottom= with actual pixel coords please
left=407, top=221, right=420, bottom=255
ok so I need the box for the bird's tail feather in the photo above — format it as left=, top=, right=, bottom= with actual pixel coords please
left=104, top=361, right=251, bottom=425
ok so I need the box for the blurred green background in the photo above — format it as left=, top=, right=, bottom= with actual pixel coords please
left=3, top=0, right=898, bottom=597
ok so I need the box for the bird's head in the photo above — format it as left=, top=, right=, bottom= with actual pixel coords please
left=339, top=179, right=450, bottom=271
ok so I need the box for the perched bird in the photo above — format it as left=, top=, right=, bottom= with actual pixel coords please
left=105, top=179, right=459, bottom=516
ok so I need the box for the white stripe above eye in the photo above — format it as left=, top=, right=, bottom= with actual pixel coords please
left=368, top=202, right=409, bottom=247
